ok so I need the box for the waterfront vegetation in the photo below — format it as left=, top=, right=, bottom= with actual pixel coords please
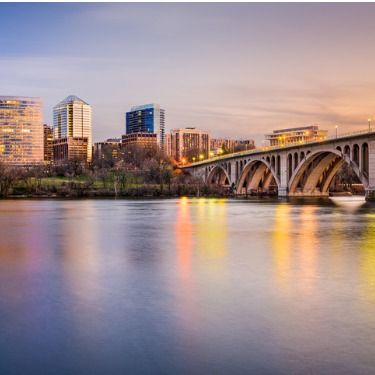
left=0, top=145, right=226, bottom=198
left=0, top=144, right=364, bottom=198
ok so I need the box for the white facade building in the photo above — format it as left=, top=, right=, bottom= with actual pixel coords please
left=53, top=95, right=92, bottom=162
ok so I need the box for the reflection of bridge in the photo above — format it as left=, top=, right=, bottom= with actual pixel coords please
left=182, top=130, right=375, bottom=200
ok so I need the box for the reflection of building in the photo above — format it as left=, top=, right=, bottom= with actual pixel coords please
left=170, top=127, right=210, bottom=162
left=0, top=96, right=43, bottom=165
left=122, top=132, right=157, bottom=149
left=126, top=104, right=165, bottom=150
left=210, top=138, right=255, bottom=155
left=43, top=124, right=53, bottom=162
left=53, top=95, right=92, bottom=162
left=93, top=138, right=122, bottom=161
left=53, top=137, right=89, bottom=163
left=266, top=125, right=327, bottom=147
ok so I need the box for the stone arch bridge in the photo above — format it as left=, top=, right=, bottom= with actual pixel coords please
left=182, top=131, right=375, bottom=200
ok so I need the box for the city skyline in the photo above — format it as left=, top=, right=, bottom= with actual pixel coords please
left=2, top=3, right=375, bottom=145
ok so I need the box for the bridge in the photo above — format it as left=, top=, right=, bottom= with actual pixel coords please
left=182, top=129, right=375, bottom=200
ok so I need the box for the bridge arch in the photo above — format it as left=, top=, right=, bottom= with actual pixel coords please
left=362, top=142, right=369, bottom=177
left=236, top=158, right=280, bottom=194
left=206, top=165, right=231, bottom=186
left=344, top=145, right=350, bottom=156
left=288, top=148, right=368, bottom=196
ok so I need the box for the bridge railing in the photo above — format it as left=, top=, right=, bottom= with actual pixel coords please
left=182, top=128, right=375, bottom=167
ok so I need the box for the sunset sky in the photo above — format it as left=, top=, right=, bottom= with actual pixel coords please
left=1, top=3, right=375, bottom=144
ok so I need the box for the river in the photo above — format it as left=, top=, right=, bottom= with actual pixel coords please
left=0, top=197, right=374, bottom=374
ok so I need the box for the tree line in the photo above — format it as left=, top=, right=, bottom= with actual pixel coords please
left=0, top=144, right=225, bottom=198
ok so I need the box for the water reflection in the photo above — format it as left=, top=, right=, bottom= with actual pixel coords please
left=272, top=204, right=319, bottom=293
left=196, top=198, right=227, bottom=260
left=0, top=198, right=375, bottom=374
left=176, top=197, right=192, bottom=278
left=272, top=204, right=292, bottom=287
left=296, top=205, right=318, bottom=294
left=360, top=213, right=375, bottom=301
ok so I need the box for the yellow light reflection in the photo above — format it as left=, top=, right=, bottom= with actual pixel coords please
left=175, top=197, right=192, bottom=278
left=196, top=198, right=227, bottom=261
left=296, top=205, right=318, bottom=294
left=272, top=204, right=292, bottom=286
left=360, top=213, right=375, bottom=301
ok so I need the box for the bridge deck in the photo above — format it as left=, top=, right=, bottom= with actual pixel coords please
left=182, top=128, right=375, bottom=168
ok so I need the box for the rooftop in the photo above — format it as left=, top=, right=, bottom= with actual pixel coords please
left=55, top=95, right=89, bottom=107
left=271, top=125, right=319, bottom=134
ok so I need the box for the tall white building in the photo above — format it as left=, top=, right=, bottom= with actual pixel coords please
left=53, top=95, right=92, bottom=162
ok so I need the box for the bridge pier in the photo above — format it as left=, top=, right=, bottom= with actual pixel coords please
left=365, top=188, right=375, bottom=201
left=277, top=187, right=288, bottom=197
left=365, top=140, right=375, bottom=201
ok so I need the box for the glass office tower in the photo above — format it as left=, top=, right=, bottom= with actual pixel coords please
left=53, top=95, right=92, bottom=162
left=125, top=104, right=165, bottom=150
left=0, top=96, right=43, bottom=165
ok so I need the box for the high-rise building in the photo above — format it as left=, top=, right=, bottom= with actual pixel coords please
left=53, top=95, right=92, bottom=162
left=165, top=133, right=172, bottom=157
left=125, top=104, right=165, bottom=150
left=43, top=124, right=53, bottom=162
left=265, top=125, right=328, bottom=147
left=170, top=127, right=210, bottom=163
left=0, top=96, right=43, bottom=165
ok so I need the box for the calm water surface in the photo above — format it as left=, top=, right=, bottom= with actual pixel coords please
left=0, top=197, right=375, bottom=374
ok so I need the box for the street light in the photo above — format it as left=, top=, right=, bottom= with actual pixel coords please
left=199, top=154, right=204, bottom=160
left=335, top=125, right=338, bottom=138
left=368, top=117, right=372, bottom=132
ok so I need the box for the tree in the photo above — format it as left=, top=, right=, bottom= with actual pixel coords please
left=0, top=163, right=21, bottom=197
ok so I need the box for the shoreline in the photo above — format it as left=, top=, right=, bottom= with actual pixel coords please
left=0, top=193, right=366, bottom=201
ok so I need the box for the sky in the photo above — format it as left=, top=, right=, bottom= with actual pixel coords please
left=1, top=3, right=375, bottom=144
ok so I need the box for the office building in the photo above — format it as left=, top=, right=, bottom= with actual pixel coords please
left=170, top=127, right=210, bottom=162
left=165, top=133, right=172, bottom=157
left=53, top=137, right=89, bottom=163
left=93, top=138, right=122, bottom=161
left=265, top=125, right=328, bottom=147
left=0, top=96, right=43, bottom=165
left=43, top=124, right=53, bottom=162
left=122, top=132, right=157, bottom=149
left=53, top=95, right=92, bottom=162
left=125, top=104, right=165, bottom=150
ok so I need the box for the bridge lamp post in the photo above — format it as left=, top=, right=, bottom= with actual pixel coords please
left=199, top=154, right=204, bottom=161
left=335, top=125, right=338, bottom=138
left=368, top=117, right=372, bottom=132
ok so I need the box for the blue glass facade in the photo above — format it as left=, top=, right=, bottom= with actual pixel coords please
left=126, top=108, right=155, bottom=134
left=125, top=104, right=165, bottom=150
